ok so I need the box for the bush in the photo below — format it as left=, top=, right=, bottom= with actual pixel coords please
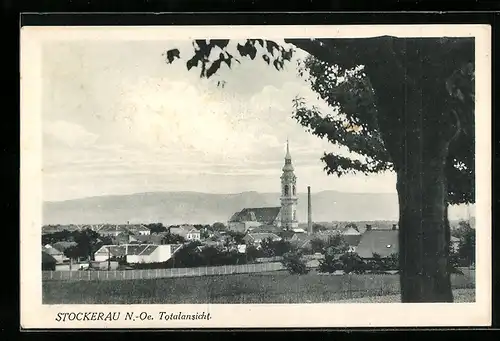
left=319, top=251, right=367, bottom=274
left=260, top=238, right=294, bottom=257
left=339, top=253, right=367, bottom=274
left=281, top=251, right=309, bottom=275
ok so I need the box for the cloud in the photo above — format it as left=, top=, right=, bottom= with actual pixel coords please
left=42, top=40, right=398, bottom=201
left=43, top=120, right=98, bottom=148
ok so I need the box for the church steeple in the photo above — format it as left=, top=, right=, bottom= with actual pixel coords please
left=285, top=138, right=291, bottom=159
left=280, top=139, right=298, bottom=230
left=283, top=138, right=294, bottom=172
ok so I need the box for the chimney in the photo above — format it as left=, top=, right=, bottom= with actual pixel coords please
left=392, top=224, right=397, bottom=230
left=366, top=224, right=372, bottom=231
left=307, top=186, right=312, bottom=235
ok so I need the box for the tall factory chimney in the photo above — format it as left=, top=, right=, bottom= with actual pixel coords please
left=307, top=186, right=312, bottom=235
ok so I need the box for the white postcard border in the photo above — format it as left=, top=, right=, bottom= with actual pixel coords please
left=20, top=24, right=492, bottom=329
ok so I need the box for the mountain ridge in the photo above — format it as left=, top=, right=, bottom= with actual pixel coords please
left=43, top=190, right=471, bottom=226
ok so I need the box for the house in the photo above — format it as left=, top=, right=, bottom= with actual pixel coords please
left=356, top=228, right=399, bottom=259
left=93, top=244, right=183, bottom=264
left=42, top=245, right=66, bottom=263
left=290, top=233, right=315, bottom=249
left=42, top=224, right=80, bottom=235
left=42, top=251, right=57, bottom=270
left=169, top=225, right=201, bottom=241
left=289, top=229, right=361, bottom=253
left=133, top=232, right=168, bottom=245
left=96, top=224, right=151, bottom=238
left=228, top=207, right=282, bottom=233
left=97, top=225, right=127, bottom=238
left=341, top=225, right=362, bottom=236
left=250, top=224, right=284, bottom=234
left=342, top=234, right=363, bottom=253
left=243, top=232, right=282, bottom=246
left=125, top=224, right=151, bottom=236
left=94, top=245, right=127, bottom=262
left=112, top=231, right=134, bottom=245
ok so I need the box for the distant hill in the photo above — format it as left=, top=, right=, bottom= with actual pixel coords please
left=42, top=190, right=472, bottom=226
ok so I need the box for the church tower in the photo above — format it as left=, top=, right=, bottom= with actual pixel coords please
left=280, top=139, right=299, bottom=230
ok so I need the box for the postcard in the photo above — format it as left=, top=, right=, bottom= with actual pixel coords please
left=20, top=23, right=491, bottom=328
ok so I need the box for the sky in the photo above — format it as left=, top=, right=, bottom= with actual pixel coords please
left=41, top=40, right=399, bottom=202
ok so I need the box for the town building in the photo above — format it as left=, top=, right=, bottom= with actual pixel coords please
left=356, top=225, right=399, bottom=259
left=93, top=244, right=183, bottom=264
left=227, top=140, right=299, bottom=233
left=228, top=207, right=282, bottom=233
left=169, top=225, right=201, bottom=241
left=243, top=232, right=282, bottom=247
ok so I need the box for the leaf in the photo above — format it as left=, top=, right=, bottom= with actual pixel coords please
left=186, top=56, right=199, bottom=71
left=266, top=41, right=279, bottom=56
left=165, top=49, right=180, bottom=64
left=262, top=55, right=270, bottom=65
left=236, top=43, right=247, bottom=57
left=247, top=44, right=257, bottom=60
left=210, top=39, right=230, bottom=49
left=206, top=60, right=222, bottom=78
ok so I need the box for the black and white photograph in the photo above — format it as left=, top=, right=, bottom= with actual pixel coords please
left=20, top=24, right=491, bottom=328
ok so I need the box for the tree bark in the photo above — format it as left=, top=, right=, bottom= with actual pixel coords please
left=363, top=39, right=461, bottom=302
left=395, top=53, right=454, bottom=302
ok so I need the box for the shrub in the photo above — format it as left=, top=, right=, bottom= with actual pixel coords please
left=281, top=251, right=309, bottom=275
left=339, top=252, right=367, bottom=274
left=319, top=251, right=367, bottom=274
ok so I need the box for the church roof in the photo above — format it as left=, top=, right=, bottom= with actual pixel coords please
left=228, top=207, right=281, bottom=224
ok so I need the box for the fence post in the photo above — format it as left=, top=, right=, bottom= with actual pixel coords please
left=224, top=265, right=227, bottom=275
left=97, top=271, right=100, bottom=280
left=88, top=270, right=91, bottom=280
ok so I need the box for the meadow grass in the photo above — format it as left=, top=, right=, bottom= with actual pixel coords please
left=42, top=269, right=475, bottom=304
left=338, top=288, right=475, bottom=303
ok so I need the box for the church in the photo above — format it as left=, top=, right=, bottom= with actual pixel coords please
left=227, top=140, right=302, bottom=233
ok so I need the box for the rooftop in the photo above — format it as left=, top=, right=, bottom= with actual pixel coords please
left=356, top=230, right=399, bottom=258
left=229, top=207, right=281, bottom=224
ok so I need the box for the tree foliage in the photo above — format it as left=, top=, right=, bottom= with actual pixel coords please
left=161, top=232, right=186, bottom=244
left=165, top=38, right=474, bottom=206
left=165, top=37, right=475, bottom=302
left=281, top=250, right=309, bottom=275
left=145, top=223, right=167, bottom=234
left=456, top=220, right=476, bottom=266
left=260, top=238, right=294, bottom=257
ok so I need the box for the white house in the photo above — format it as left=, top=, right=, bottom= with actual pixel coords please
left=94, top=244, right=183, bottom=264
left=125, top=224, right=151, bottom=236
left=43, top=245, right=66, bottom=263
left=169, top=225, right=201, bottom=241
left=243, top=232, right=282, bottom=247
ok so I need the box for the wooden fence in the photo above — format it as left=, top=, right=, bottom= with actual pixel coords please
left=42, top=261, right=286, bottom=281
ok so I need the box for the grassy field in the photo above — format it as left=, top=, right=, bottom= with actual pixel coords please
left=338, top=288, right=475, bottom=303
left=42, top=269, right=475, bottom=304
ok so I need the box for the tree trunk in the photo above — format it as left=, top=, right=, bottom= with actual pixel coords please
left=395, top=63, right=454, bottom=302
